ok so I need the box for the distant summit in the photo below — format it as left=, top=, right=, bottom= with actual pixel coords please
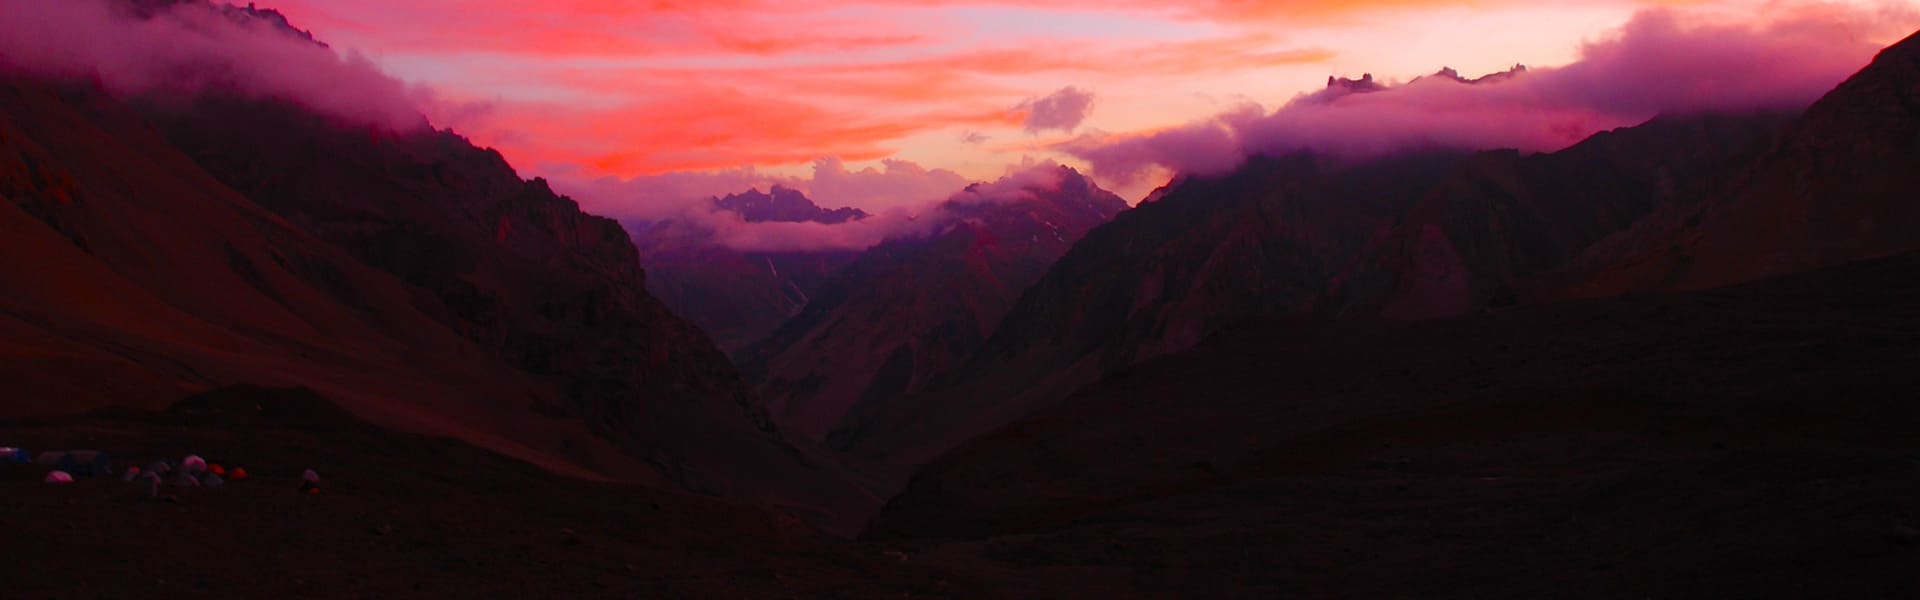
left=1422, top=64, right=1529, bottom=85
left=1325, top=73, right=1383, bottom=93
left=712, top=186, right=868, bottom=224
left=1310, top=64, right=1531, bottom=104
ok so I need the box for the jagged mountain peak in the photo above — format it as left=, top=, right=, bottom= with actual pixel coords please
left=712, top=185, right=868, bottom=224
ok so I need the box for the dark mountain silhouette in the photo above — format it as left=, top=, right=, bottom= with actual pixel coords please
left=7, top=2, right=1920, bottom=594
left=0, top=11, right=872, bottom=528
left=831, top=45, right=1892, bottom=465
left=850, top=34, right=1920, bottom=595
left=632, top=188, right=868, bottom=353
left=1328, top=112, right=1789, bottom=319
left=830, top=152, right=1471, bottom=462
left=862, top=250, right=1920, bottom=596
left=738, top=166, right=1127, bottom=440
left=1561, top=29, right=1920, bottom=296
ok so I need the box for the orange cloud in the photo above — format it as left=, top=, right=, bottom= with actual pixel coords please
left=422, top=26, right=1329, bottom=176
left=267, top=0, right=1800, bottom=183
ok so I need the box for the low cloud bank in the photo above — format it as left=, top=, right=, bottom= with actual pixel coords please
left=1062, top=8, right=1896, bottom=185
left=0, top=0, right=429, bottom=130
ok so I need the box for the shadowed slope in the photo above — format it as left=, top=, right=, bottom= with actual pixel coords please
left=740, top=166, right=1127, bottom=440
left=631, top=187, right=867, bottom=353
left=1564, top=30, right=1920, bottom=295
left=868, top=252, right=1920, bottom=597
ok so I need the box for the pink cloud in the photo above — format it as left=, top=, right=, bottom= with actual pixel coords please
left=0, top=0, right=427, bottom=131
left=807, top=158, right=971, bottom=213
left=1063, top=7, right=1893, bottom=184
left=271, top=0, right=1331, bottom=179
left=1019, top=86, right=1097, bottom=133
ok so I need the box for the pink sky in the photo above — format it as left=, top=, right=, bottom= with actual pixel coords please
left=115, top=0, right=1920, bottom=205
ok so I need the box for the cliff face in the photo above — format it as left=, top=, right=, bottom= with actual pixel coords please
left=738, top=166, right=1127, bottom=440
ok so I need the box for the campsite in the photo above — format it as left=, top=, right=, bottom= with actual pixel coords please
left=0, top=386, right=966, bottom=598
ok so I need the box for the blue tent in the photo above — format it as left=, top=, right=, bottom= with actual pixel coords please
left=0, top=447, right=28, bottom=463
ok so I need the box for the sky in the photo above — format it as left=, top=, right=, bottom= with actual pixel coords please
left=251, top=0, right=1920, bottom=206
left=3, top=0, right=1916, bottom=244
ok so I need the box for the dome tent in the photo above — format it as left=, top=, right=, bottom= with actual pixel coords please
left=35, top=451, right=112, bottom=476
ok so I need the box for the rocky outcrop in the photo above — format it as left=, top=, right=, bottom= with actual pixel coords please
left=1420, top=65, right=1528, bottom=85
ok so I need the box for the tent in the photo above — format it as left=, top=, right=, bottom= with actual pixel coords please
left=44, top=471, right=73, bottom=484
left=181, top=455, right=207, bottom=473
left=0, top=447, right=28, bottom=463
left=34, top=451, right=113, bottom=476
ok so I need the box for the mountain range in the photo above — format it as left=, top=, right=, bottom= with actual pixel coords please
left=1, top=51, right=869, bottom=530
left=5, top=2, right=1920, bottom=595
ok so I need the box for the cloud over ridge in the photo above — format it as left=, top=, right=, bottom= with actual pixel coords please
left=1061, top=7, right=1894, bottom=184
left=0, top=0, right=430, bottom=131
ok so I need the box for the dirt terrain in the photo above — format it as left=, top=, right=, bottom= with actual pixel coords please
left=0, top=387, right=973, bottom=599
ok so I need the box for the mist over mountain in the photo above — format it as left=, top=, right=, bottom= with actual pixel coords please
left=6, top=1, right=1920, bottom=596
left=1, top=0, right=428, bottom=130
left=1, top=0, right=874, bottom=532
left=1063, top=10, right=1888, bottom=186
left=832, top=25, right=1920, bottom=466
